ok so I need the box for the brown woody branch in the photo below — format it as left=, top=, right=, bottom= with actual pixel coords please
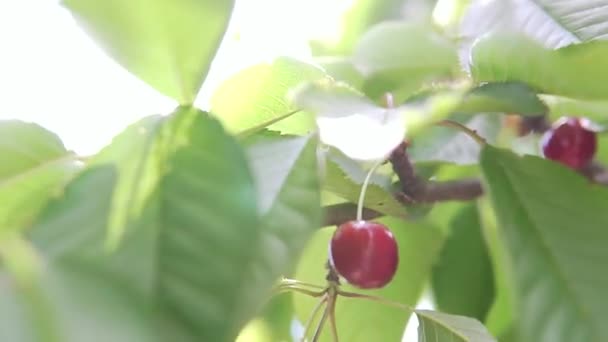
left=389, top=142, right=483, bottom=204
left=322, top=130, right=608, bottom=226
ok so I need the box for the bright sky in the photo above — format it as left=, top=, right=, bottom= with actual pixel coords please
left=0, top=0, right=351, bottom=155
left=0, top=0, right=433, bottom=340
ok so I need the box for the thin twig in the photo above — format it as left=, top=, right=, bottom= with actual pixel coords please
left=237, top=109, right=301, bottom=138
left=275, top=285, right=326, bottom=298
left=328, top=297, right=339, bottom=342
left=300, top=296, right=328, bottom=342
left=312, top=303, right=331, bottom=342
left=280, top=278, right=326, bottom=290
left=436, top=119, right=487, bottom=145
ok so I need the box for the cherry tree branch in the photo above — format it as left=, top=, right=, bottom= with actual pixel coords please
left=518, top=114, right=551, bottom=135
left=389, top=142, right=484, bottom=204
left=322, top=121, right=608, bottom=226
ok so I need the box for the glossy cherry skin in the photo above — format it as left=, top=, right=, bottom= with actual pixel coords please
left=329, top=220, right=398, bottom=289
left=541, top=117, right=597, bottom=170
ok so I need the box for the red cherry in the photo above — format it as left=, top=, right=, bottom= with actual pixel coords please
left=541, top=117, right=597, bottom=170
left=329, top=220, right=398, bottom=289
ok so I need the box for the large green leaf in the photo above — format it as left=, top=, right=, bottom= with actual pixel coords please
left=237, top=135, right=323, bottom=342
left=543, top=95, right=608, bottom=125
left=316, top=57, right=365, bottom=90
left=150, top=113, right=261, bottom=341
left=409, top=113, right=501, bottom=165
left=0, top=121, right=67, bottom=179
left=89, top=115, right=167, bottom=247
left=292, top=80, right=409, bottom=161
left=353, top=21, right=457, bottom=77
left=481, top=145, right=608, bottom=342
left=294, top=217, right=445, bottom=342
left=456, top=82, right=547, bottom=116
left=292, top=80, right=464, bottom=161
left=309, top=0, right=404, bottom=55
left=246, top=133, right=322, bottom=279
left=63, top=0, right=234, bottom=103
left=461, top=0, right=608, bottom=50
left=1, top=168, right=153, bottom=342
left=415, top=310, right=497, bottom=342
left=470, top=33, right=608, bottom=100
left=235, top=293, right=295, bottom=342
left=29, top=110, right=321, bottom=341
left=477, top=198, right=516, bottom=339
left=0, top=121, right=80, bottom=234
left=30, top=110, right=259, bottom=341
left=211, top=57, right=327, bottom=136
left=352, top=21, right=458, bottom=99
left=28, top=166, right=118, bottom=262
left=432, top=204, right=495, bottom=321
left=0, top=261, right=154, bottom=342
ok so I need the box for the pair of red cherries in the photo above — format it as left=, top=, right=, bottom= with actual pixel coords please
left=330, top=116, right=597, bottom=290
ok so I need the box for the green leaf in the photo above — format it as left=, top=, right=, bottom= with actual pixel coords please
left=470, top=33, right=608, bottom=100
left=31, top=110, right=260, bottom=340
left=457, top=82, right=547, bottom=116
left=292, top=79, right=467, bottom=154
left=246, top=133, right=322, bottom=276
left=316, top=57, right=365, bottom=90
left=0, top=121, right=80, bottom=234
left=432, top=204, right=495, bottom=321
left=63, top=0, right=234, bottom=103
left=461, top=0, right=608, bottom=50
left=211, top=57, right=327, bottom=136
left=236, top=136, right=321, bottom=342
left=415, top=310, right=497, bottom=342
left=294, top=217, right=445, bottom=342
left=28, top=166, right=118, bottom=262
left=149, top=113, right=262, bottom=341
left=309, top=0, right=404, bottom=55
left=1, top=232, right=152, bottom=342
left=323, top=152, right=411, bottom=219
left=89, top=115, right=168, bottom=247
left=409, top=113, right=501, bottom=165
left=352, top=21, right=458, bottom=98
left=235, top=293, right=295, bottom=342
left=543, top=95, right=608, bottom=126
left=30, top=110, right=322, bottom=341
left=0, top=121, right=67, bottom=179
left=292, top=80, right=412, bottom=161
left=481, top=145, right=608, bottom=342
left=291, top=81, right=377, bottom=118
left=477, top=198, right=515, bottom=338
left=0, top=166, right=153, bottom=342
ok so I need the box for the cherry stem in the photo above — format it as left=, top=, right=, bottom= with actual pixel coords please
left=280, top=278, right=326, bottom=290
left=337, top=290, right=414, bottom=313
left=301, top=295, right=328, bottom=342
left=327, top=288, right=340, bottom=342
left=312, top=301, right=331, bottom=342
left=436, top=119, right=487, bottom=145
left=356, top=159, right=384, bottom=221
left=275, top=284, right=326, bottom=298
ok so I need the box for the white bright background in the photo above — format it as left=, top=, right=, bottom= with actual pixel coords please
left=0, top=1, right=434, bottom=340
